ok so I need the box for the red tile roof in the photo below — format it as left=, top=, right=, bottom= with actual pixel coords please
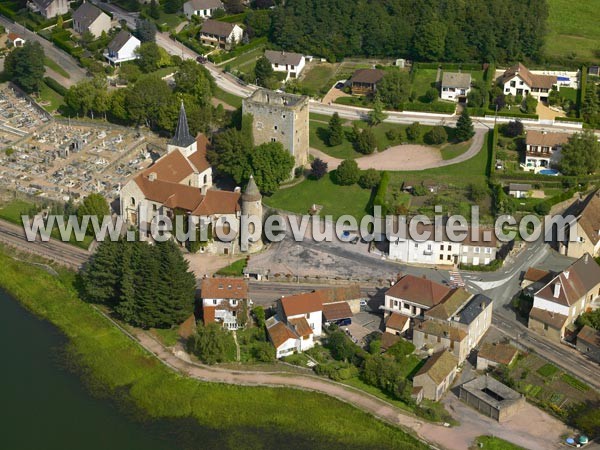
left=201, top=277, right=248, bottom=299
left=188, top=134, right=211, bottom=173
left=385, top=312, right=409, bottom=331
left=477, top=343, right=518, bottom=365
left=501, top=63, right=557, bottom=90
left=288, top=317, right=313, bottom=337
left=267, top=321, right=298, bottom=348
left=203, top=306, right=216, bottom=324
left=322, top=302, right=353, bottom=322
left=280, top=291, right=325, bottom=317
left=386, top=275, right=452, bottom=308
left=524, top=267, right=551, bottom=283
left=529, top=307, right=568, bottom=330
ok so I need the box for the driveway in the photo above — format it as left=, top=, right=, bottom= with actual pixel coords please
left=311, top=129, right=486, bottom=171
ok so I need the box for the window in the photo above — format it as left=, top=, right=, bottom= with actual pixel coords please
left=274, top=125, right=278, bottom=130
left=307, top=312, right=310, bottom=319
left=213, top=300, right=217, bottom=305
left=485, top=247, right=491, bottom=254
left=130, top=197, right=135, bottom=206
left=256, top=122, right=263, bottom=130
left=203, top=174, right=208, bottom=184
left=447, top=255, right=452, bottom=260
left=414, top=243, right=418, bottom=248
left=510, top=81, right=516, bottom=87
left=270, top=138, right=276, bottom=142
left=282, top=114, right=286, bottom=119
left=448, top=245, right=452, bottom=251
left=544, top=323, right=549, bottom=331
left=439, top=254, right=444, bottom=260
left=474, top=247, right=480, bottom=253
left=440, top=245, right=444, bottom=250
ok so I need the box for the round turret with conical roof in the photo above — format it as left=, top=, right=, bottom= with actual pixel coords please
left=241, top=175, right=263, bottom=253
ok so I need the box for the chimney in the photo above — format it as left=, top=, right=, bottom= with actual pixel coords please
left=480, top=302, right=485, bottom=310
left=584, top=253, right=589, bottom=263
left=564, top=271, right=570, bottom=279
left=148, top=172, right=157, bottom=181
left=553, top=283, right=561, bottom=298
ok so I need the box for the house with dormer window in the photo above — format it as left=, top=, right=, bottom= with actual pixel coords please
left=201, top=277, right=249, bottom=330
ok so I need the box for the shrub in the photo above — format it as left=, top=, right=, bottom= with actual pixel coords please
left=424, top=126, right=447, bottom=145
left=502, top=120, right=524, bottom=138
left=334, top=160, right=360, bottom=185
left=355, top=127, right=377, bottom=154
left=310, top=158, right=328, bottom=179
left=406, top=122, right=422, bottom=142
left=373, top=171, right=390, bottom=214
left=534, top=201, right=551, bottom=215
left=358, top=169, right=381, bottom=189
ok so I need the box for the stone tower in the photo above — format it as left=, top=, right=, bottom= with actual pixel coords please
left=241, top=175, right=263, bottom=253
left=242, top=89, right=309, bottom=171
left=167, top=101, right=197, bottom=157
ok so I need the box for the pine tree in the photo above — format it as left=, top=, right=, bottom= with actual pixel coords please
left=81, top=240, right=122, bottom=306
left=149, top=0, right=160, bottom=20
left=455, top=108, right=475, bottom=142
left=581, top=84, right=598, bottom=124
left=327, top=112, right=344, bottom=146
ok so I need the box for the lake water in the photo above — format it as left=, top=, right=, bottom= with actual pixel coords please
left=0, top=289, right=346, bottom=450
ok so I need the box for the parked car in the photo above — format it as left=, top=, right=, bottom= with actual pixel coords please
left=196, top=56, right=207, bottom=64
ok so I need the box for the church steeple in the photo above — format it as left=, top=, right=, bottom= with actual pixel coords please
left=168, top=101, right=195, bottom=149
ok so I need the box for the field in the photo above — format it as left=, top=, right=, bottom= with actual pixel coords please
left=264, top=171, right=373, bottom=220
left=0, top=248, right=428, bottom=450
left=546, top=0, right=600, bottom=62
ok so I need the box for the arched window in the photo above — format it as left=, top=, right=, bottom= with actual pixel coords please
left=203, top=174, right=208, bottom=184
left=130, top=197, right=136, bottom=206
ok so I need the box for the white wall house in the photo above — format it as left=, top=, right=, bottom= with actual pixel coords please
left=72, top=2, right=112, bottom=38
left=266, top=317, right=307, bottom=358
left=27, top=0, right=68, bottom=19
left=7, top=32, right=26, bottom=47
left=183, top=0, right=224, bottom=19
left=104, top=30, right=140, bottom=65
left=201, top=278, right=249, bottom=330
left=384, top=274, right=452, bottom=319
left=279, top=292, right=323, bottom=337
left=264, top=50, right=306, bottom=81
left=523, top=130, right=569, bottom=171
left=441, top=72, right=471, bottom=103
left=199, top=20, right=243, bottom=50
left=500, top=63, right=558, bottom=102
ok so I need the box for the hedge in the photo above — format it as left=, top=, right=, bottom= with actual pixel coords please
left=487, top=125, right=498, bottom=177
left=494, top=110, right=539, bottom=120
left=403, top=101, right=456, bottom=114
left=555, top=116, right=584, bottom=123
left=43, top=77, right=68, bottom=96
left=467, top=107, right=487, bottom=117
left=577, top=66, right=587, bottom=119
left=412, top=62, right=483, bottom=71
left=459, top=259, right=503, bottom=272
left=373, top=171, right=390, bottom=215
left=209, top=37, right=267, bottom=64
left=0, top=3, right=17, bottom=20
left=483, top=63, right=496, bottom=82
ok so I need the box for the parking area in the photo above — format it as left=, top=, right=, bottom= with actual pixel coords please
left=344, top=311, right=382, bottom=344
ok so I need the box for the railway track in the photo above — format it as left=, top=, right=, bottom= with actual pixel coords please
left=0, top=219, right=90, bottom=269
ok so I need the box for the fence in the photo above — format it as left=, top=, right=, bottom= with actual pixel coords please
left=483, top=115, right=583, bottom=129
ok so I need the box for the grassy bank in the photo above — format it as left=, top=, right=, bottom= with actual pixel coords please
left=0, top=248, right=427, bottom=450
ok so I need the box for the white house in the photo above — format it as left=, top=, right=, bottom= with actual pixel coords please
left=201, top=277, right=249, bottom=330
left=500, top=63, right=558, bottom=102
left=104, top=30, right=141, bottom=65
left=383, top=274, right=452, bottom=319
left=199, top=20, right=243, bottom=50
left=529, top=253, right=600, bottom=341
left=387, top=222, right=497, bottom=267
left=27, top=0, right=68, bottom=19
left=266, top=316, right=314, bottom=358
left=440, top=72, right=471, bottom=103
left=264, top=50, right=306, bottom=80
left=508, top=183, right=531, bottom=199
left=279, top=291, right=323, bottom=337
left=523, top=130, right=569, bottom=171
left=183, top=0, right=224, bottom=19
left=72, top=2, right=111, bottom=39
left=6, top=32, right=25, bottom=47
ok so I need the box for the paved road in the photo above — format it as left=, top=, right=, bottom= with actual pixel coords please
left=0, top=16, right=87, bottom=87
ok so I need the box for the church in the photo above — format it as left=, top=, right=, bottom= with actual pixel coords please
left=120, top=103, right=263, bottom=255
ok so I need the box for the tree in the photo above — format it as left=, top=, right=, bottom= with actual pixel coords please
left=358, top=169, right=381, bottom=189
left=424, top=87, right=439, bottom=103
left=254, top=56, right=274, bottom=87
left=327, top=112, right=344, bottom=146
left=126, top=75, right=176, bottom=130
left=368, top=96, right=388, bottom=126
left=223, top=0, right=244, bottom=13
left=455, top=109, right=475, bottom=142
left=424, top=126, right=447, bottom=145
left=334, top=159, right=360, bottom=185
left=469, top=183, right=488, bottom=203
left=376, top=70, right=410, bottom=109
left=522, top=95, right=538, bottom=114
left=252, top=306, right=266, bottom=328
left=248, top=142, right=295, bottom=194
left=406, top=122, right=422, bottom=142
left=164, top=0, right=183, bottom=14
left=576, top=309, right=600, bottom=331
left=136, top=42, right=169, bottom=73
left=4, top=42, right=45, bottom=93
left=534, top=201, right=551, bottom=215
left=327, top=330, right=356, bottom=361
left=310, top=158, right=328, bottom=179
left=135, top=18, right=157, bottom=42
left=187, top=323, right=236, bottom=364
left=413, top=20, right=447, bottom=61
left=581, top=83, right=599, bottom=124
left=149, top=0, right=160, bottom=19
left=560, top=130, right=600, bottom=176
left=56, top=15, right=63, bottom=29
left=355, top=127, right=377, bottom=154
left=174, top=59, right=213, bottom=104
left=80, top=240, right=122, bottom=306
left=252, top=341, right=276, bottom=362
left=209, top=128, right=253, bottom=183
left=503, top=120, right=524, bottom=138
left=77, top=193, right=110, bottom=232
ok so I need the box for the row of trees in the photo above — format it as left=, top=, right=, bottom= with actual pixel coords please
left=64, top=60, right=220, bottom=135
left=269, top=0, right=548, bottom=62
left=81, top=239, right=196, bottom=328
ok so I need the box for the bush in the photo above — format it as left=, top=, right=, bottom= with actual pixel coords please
left=334, top=160, right=360, bottom=185
left=424, top=87, right=439, bottom=103
left=373, top=171, right=390, bottom=215
left=310, top=158, right=328, bottom=179
left=424, top=126, right=447, bottom=145
left=43, top=77, right=68, bottom=96
left=406, top=122, right=422, bottom=142
left=358, top=169, right=381, bottom=189
left=534, top=201, right=551, bottom=215
left=403, top=101, right=456, bottom=114
left=459, top=259, right=503, bottom=272
left=502, top=120, right=524, bottom=138
left=355, top=127, right=377, bottom=154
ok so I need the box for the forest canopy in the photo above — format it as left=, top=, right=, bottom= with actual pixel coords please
left=269, top=0, right=548, bottom=63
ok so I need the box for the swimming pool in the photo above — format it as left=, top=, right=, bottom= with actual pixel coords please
left=539, top=169, right=560, bottom=176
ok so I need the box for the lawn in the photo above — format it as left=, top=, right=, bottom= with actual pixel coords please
left=441, top=141, right=471, bottom=160
left=227, top=46, right=265, bottom=75
left=474, top=436, right=526, bottom=450
left=44, top=57, right=70, bottom=79
left=38, top=81, right=64, bottom=113
left=411, top=69, right=439, bottom=100
left=309, top=121, right=357, bottom=159
left=213, top=86, right=243, bottom=108
left=216, top=258, right=247, bottom=276
left=546, top=0, right=600, bottom=62
left=264, top=172, right=373, bottom=220
left=537, top=363, right=559, bottom=378
left=0, top=248, right=428, bottom=450
left=298, top=63, right=338, bottom=95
